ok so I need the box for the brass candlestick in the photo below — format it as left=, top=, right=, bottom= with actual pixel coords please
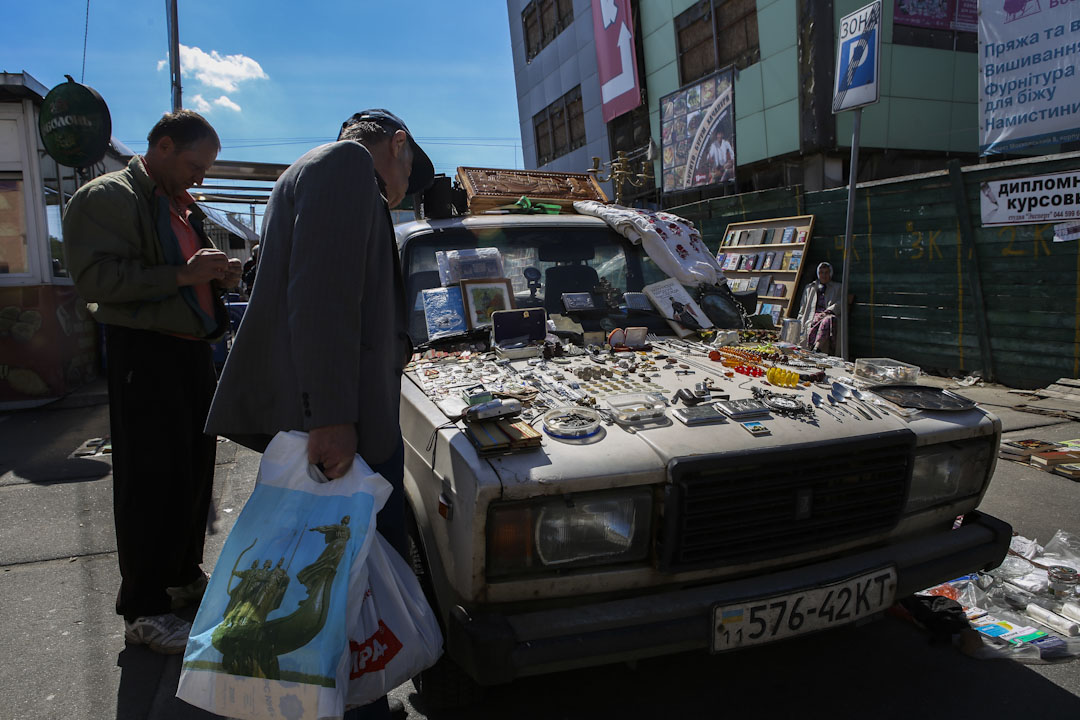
left=586, top=151, right=653, bottom=205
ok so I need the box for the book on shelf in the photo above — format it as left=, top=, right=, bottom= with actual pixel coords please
left=716, top=251, right=727, bottom=268
left=757, top=274, right=772, bottom=297
left=762, top=228, right=775, bottom=244
left=725, top=254, right=740, bottom=271
left=770, top=306, right=782, bottom=325
left=756, top=251, right=768, bottom=268
left=723, top=230, right=736, bottom=246
left=729, top=278, right=744, bottom=292
left=787, top=250, right=803, bottom=271
left=772, top=282, right=787, bottom=298
left=797, top=229, right=808, bottom=243
left=759, top=303, right=773, bottom=316
left=763, top=251, right=776, bottom=270
left=747, top=277, right=760, bottom=291
left=746, top=228, right=764, bottom=245
left=736, top=230, right=749, bottom=245
left=781, top=251, right=793, bottom=270
left=780, top=227, right=796, bottom=244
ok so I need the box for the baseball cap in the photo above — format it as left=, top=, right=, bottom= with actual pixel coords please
left=338, top=109, right=435, bottom=195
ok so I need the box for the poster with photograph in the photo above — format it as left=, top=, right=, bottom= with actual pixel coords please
left=660, top=67, right=736, bottom=194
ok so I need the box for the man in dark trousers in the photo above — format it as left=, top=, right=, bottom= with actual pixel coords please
left=64, top=110, right=242, bottom=654
left=206, top=109, right=433, bottom=719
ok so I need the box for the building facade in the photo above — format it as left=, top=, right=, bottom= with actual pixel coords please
left=508, top=0, right=984, bottom=206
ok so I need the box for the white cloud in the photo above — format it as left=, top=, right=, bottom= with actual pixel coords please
left=213, top=95, right=242, bottom=113
left=174, top=44, right=268, bottom=93
left=190, top=94, right=212, bottom=113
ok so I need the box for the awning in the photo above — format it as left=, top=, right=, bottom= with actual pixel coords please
left=198, top=203, right=259, bottom=243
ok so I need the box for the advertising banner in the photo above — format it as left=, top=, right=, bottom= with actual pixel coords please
left=979, top=169, right=1080, bottom=226
left=893, top=0, right=978, bottom=32
left=659, top=67, right=735, bottom=194
left=980, top=1, right=1080, bottom=154
left=591, top=0, right=641, bottom=123
left=833, top=1, right=882, bottom=113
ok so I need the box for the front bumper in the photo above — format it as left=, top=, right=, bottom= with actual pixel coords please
left=447, top=511, right=1011, bottom=685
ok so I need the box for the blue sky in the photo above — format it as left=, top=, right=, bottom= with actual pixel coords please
left=4, top=0, right=523, bottom=177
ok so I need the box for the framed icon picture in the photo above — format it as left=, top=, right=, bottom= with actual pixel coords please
left=460, top=278, right=515, bottom=329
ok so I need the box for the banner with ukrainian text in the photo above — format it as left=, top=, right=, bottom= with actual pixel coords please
left=980, top=1, right=1080, bottom=155
left=979, top=169, right=1080, bottom=226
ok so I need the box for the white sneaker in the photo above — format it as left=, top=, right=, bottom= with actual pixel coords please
left=167, top=572, right=209, bottom=611
left=124, top=613, right=191, bottom=654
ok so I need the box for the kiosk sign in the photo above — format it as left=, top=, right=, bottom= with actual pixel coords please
left=38, top=78, right=111, bottom=168
left=833, top=1, right=882, bottom=113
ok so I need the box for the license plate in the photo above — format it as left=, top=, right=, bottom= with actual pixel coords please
left=711, top=567, right=897, bottom=652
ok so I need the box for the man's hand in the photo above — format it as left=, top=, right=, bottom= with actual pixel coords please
left=307, top=424, right=357, bottom=479
left=177, top=248, right=229, bottom=287
left=214, top=257, right=243, bottom=290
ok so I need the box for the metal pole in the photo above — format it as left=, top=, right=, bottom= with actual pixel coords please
left=840, top=107, right=862, bottom=361
left=166, top=0, right=182, bottom=111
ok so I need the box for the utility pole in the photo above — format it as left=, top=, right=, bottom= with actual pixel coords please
left=166, top=0, right=182, bottom=111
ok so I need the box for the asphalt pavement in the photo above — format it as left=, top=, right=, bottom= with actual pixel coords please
left=1, top=376, right=1078, bottom=720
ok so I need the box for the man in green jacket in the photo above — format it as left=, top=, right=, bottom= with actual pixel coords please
left=64, top=110, right=241, bottom=654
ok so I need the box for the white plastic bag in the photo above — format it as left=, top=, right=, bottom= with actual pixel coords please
left=344, top=533, right=444, bottom=708
left=177, top=431, right=391, bottom=720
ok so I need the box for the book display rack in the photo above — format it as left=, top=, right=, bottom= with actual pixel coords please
left=714, top=215, right=815, bottom=326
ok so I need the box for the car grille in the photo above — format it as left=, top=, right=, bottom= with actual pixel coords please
left=658, top=431, right=915, bottom=572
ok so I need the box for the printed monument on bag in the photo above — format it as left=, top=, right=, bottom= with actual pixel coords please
left=183, top=484, right=375, bottom=687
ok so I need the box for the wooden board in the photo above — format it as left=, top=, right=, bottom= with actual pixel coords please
left=456, top=167, right=608, bottom=214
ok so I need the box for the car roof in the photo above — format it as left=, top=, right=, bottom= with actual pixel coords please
left=395, top=213, right=610, bottom=246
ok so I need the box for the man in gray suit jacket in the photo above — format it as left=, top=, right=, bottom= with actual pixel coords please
left=206, top=109, right=433, bottom=551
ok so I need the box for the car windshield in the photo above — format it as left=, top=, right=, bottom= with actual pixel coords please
left=400, top=224, right=671, bottom=345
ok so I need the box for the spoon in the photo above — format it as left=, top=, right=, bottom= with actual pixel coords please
left=828, top=392, right=862, bottom=420
left=812, top=392, right=842, bottom=420
left=849, top=386, right=890, bottom=416
left=831, top=383, right=874, bottom=420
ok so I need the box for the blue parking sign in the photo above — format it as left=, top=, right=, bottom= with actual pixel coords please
left=833, top=0, right=880, bottom=112
left=839, top=31, right=875, bottom=91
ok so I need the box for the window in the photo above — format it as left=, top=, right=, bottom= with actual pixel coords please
left=523, top=0, right=575, bottom=62
left=0, top=176, right=28, bottom=275
left=675, top=0, right=760, bottom=85
left=607, top=103, right=656, bottom=202
left=716, top=0, right=759, bottom=70
left=533, top=86, right=585, bottom=166
left=40, top=153, right=72, bottom=279
left=676, top=1, right=716, bottom=85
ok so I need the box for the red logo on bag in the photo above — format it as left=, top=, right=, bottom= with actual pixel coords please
left=349, top=620, right=403, bottom=678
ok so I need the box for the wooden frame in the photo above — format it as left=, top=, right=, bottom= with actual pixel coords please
left=715, top=214, right=815, bottom=325
left=460, top=278, right=515, bottom=330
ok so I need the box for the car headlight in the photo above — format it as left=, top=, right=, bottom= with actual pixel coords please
left=486, top=489, right=653, bottom=578
left=905, top=438, right=993, bottom=513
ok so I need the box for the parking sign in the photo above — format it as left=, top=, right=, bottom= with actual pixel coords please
left=833, top=0, right=881, bottom=113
